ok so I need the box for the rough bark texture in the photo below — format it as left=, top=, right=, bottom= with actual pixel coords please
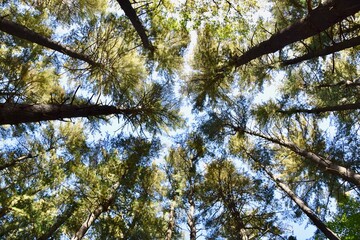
left=278, top=102, right=360, bottom=114
left=116, top=0, right=153, bottom=52
left=0, top=103, right=142, bottom=125
left=71, top=197, right=115, bottom=240
left=282, top=35, right=360, bottom=65
left=264, top=168, right=340, bottom=240
left=230, top=0, right=360, bottom=67
left=243, top=129, right=360, bottom=187
left=0, top=17, right=98, bottom=66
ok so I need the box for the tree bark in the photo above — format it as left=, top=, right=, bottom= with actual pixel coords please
left=230, top=0, right=360, bottom=67
left=263, top=168, right=340, bottom=240
left=116, top=0, right=153, bottom=52
left=0, top=17, right=98, bottom=66
left=165, top=197, right=177, bottom=240
left=278, top=102, right=360, bottom=114
left=282, top=35, right=360, bottom=65
left=71, top=196, right=115, bottom=240
left=187, top=194, right=196, bottom=240
left=241, top=129, right=360, bottom=187
left=0, top=103, right=145, bottom=125
left=38, top=203, right=79, bottom=240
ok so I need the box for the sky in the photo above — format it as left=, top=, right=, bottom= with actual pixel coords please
left=49, top=1, right=335, bottom=239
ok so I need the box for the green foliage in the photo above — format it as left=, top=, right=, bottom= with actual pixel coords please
left=0, top=0, right=359, bottom=239
left=199, top=159, right=282, bottom=239
left=324, top=196, right=360, bottom=240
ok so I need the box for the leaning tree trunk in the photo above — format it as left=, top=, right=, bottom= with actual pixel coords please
left=0, top=17, right=98, bottom=66
left=116, top=0, right=153, bottom=52
left=242, top=129, right=360, bottom=187
left=264, top=168, right=340, bottom=240
left=71, top=196, right=115, bottom=240
left=0, top=103, right=146, bottom=125
left=278, top=102, right=360, bottom=114
left=230, top=0, right=360, bottom=67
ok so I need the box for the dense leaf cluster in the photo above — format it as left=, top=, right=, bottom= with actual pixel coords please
left=0, top=0, right=359, bottom=239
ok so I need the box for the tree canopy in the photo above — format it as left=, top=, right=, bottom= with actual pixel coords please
left=0, top=0, right=359, bottom=239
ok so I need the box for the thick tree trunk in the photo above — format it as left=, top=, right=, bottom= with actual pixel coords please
left=264, top=168, right=340, bottom=240
left=116, top=0, right=153, bottom=52
left=0, top=17, right=98, bottom=66
left=0, top=103, right=144, bottom=125
left=242, top=129, right=360, bottom=187
left=282, top=35, right=360, bottom=65
left=71, top=196, right=115, bottom=240
left=38, top=203, right=79, bottom=240
left=230, top=0, right=360, bottom=67
left=278, top=102, right=360, bottom=114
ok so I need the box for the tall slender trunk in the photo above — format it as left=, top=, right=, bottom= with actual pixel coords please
left=116, top=0, right=153, bottom=52
left=71, top=196, right=115, bottom=240
left=282, top=35, right=360, bottom=65
left=0, top=103, right=145, bottom=125
left=229, top=0, right=360, bottom=67
left=263, top=168, right=340, bottom=240
left=38, top=203, right=79, bottom=240
left=241, top=129, right=360, bottom=187
left=0, top=17, right=98, bottom=66
left=165, top=197, right=177, bottom=240
left=278, top=102, right=360, bottom=114
left=187, top=192, right=196, bottom=240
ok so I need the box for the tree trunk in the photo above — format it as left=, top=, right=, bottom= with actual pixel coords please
left=0, top=17, right=98, bottom=66
left=278, top=102, right=360, bottom=114
left=282, top=35, right=360, bottom=65
left=264, top=168, right=340, bottom=240
left=38, top=203, right=79, bottom=240
left=230, top=0, right=360, bottom=67
left=0, top=103, right=145, bottom=125
left=165, top=197, right=177, bottom=240
left=187, top=197, right=196, bottom=240
left=242, top=129, right=360, bottom=187
left=71, top=196, right=115, bottom=240
left=116, top=0, right=153, bottom=52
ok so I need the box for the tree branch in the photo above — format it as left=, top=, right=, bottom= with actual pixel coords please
left=282, top=35, right=360, bottom=65
left=0, top=17, right=99, bottom=66
left=230, top=0, right=360, bottom=67
left=116, top=0, right=154, bottom=52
